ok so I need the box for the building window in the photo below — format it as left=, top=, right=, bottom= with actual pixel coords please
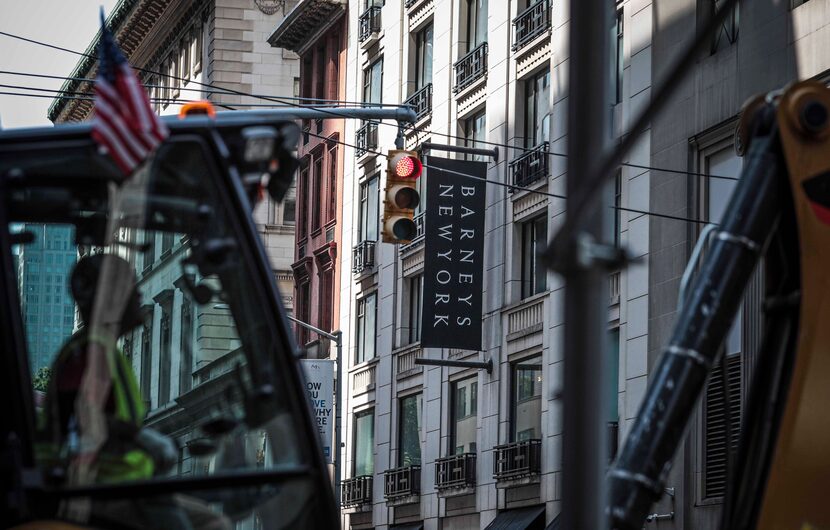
left=398, top=393, right=423, bottom=466
left=407, top=274, right=423, bottom=344
left=614, top=170, right=622, bottom=247
left=615, top=9, right=623, bottom=104
left=169, top=54, right=179, bottom=98
left=703, top=352, right=742, bottom=499
left=179, top=299, right=193, bottom=394
left=705, top=145, right=743, bottom=360
left=316, top=45, right=327, bottom=100
left=319, top=268, right=334, bottom=333
left=327, top=146, right=338, bottom=223
left=298, top=167, right=309, bottom=237
left=710, top=0, right=739, bottom=54
left=415, top=23, right=433, bottom=90
left=520, top=215, right=547, bottom=299
left=312, top=157, right=323, bottom=232
left=354, top=408, right=375, bottom=476
left=462, top=111, right=486, bottom=161
left=355, top=292, right=377, bottom=364
left=512, top=356, right=542, bottom=441
left=451, top=377, right=478, bottom=454
left=297, top=281, right=311, bottom=345
left=158, top=304, right=172, bottom=404
left=180, top=38, right=191, bottom=85
left=465, top=0, right=488, bottom=52
left=140, top=312, right=153, bottom=403
left=699, top=139, right=750, bottom=501
left=161, top=232, right=174, bottom=257
left=791, top=0, right=812, bottom=7
left=363, top=59, right=383, bottom=104
left=192, top=24, right=202, bottom=75
left=358, top=175, right=379, bottom=242
left=523, top=70, right=551, bottom=149
left=282, top=186, right=297, bottom=226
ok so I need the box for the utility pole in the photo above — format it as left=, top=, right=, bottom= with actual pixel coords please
left=560, top=1, right=612, bottom=529
left=287, top=315, right=343, bottom=513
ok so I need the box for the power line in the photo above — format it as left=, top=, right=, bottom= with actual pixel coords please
left=0, top=30, right=738, bottom=184
left=298, top=126, right=715, bottom=226
left=0, top=86, right=713, bottom=226
left=0, top=69, right=395, bottom=108
left=0, top=87, right=389, bottom=110
left=0, top=30, right=407, bottom=121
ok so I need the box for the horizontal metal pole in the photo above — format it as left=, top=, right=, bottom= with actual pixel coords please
left=287, top=315, right=340, bottom=342
left=421, top=141, right=499, bottom=162
left=200, top=107, right=419, bottom=125
left=414, top=357, right=492, bottom=374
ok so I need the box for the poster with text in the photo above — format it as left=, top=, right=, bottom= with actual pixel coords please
left=421, top=156, right=486, bottom=350
left=300, top=359, right=335, bottom=462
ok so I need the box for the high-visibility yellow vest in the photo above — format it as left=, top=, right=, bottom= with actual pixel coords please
left=37, top=330, right=154, bottom=483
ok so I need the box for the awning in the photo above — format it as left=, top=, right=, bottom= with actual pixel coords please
left=545, top=514, right=560, bottom=530
left=484, top=505, right=546, bottom=530
left=390, top=523, right=424, bottom=530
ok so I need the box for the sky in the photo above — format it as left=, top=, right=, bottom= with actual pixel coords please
left=0, top=1, right=118, bottom=129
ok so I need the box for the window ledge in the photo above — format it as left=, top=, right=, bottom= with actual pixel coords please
left=350, top=356, right=379, bottom=374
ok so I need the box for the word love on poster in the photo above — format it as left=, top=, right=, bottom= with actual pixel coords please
left=300, top=359, right=335, bottom=462
left=421, top=155, right=487, bottom=351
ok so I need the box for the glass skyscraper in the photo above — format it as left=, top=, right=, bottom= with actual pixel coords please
left=17, top=224, right=77, bottom=373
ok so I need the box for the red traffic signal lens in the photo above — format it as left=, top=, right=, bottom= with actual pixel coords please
left=394, top=155, right=422, bottom=179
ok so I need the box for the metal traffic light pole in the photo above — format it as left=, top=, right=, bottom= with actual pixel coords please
left=559, top=1, right=613, bottom=529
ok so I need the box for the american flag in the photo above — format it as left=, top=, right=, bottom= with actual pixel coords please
left=91, top=12, right=168, bottom=176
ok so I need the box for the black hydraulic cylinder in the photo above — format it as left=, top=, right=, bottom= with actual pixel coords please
left=608, top=124, right=785, bottom=530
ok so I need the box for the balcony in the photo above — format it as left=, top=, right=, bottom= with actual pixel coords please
left=352, top=240, right=376, bottom=274
left=358, top=6, right=382, bottom=44
left=406, top=83, right=433, bottom=122
left=454, top=42, right=488, bottom=94
left=509, top=142, right=549, bottom=191
left=399, top=212, right=425, bottom=254
left=493, top=439, right=542, bottom=482
left=512, top=0, right=551, bottom=52
left=384, top=465, right=421, bottom=503
left=356, top=121, right=378, bottom=158
left=435, top=453, right=476, bottom=493
left=342, top=475, right=373, bottom=507
left=395, top=343, right=424, bottom=377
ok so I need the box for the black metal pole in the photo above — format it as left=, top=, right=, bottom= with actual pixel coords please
left=420, top=142, right=499, bottom=161
left=562, top=0, right=612, bottom=529
left=414, top=357, right=492, bottom=373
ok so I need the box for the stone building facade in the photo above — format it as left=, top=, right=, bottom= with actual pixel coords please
left=333, top=0, right=649, bottom=528
left=268, top=0, right=348, bottom=355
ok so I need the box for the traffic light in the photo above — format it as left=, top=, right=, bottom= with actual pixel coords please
left=382, top=149, right=423, bottom=244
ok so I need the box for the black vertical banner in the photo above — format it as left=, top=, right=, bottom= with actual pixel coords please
left=421, top=156, right=487, bottom=351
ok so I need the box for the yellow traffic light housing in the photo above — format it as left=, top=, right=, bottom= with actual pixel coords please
left=382, top=149, right=423, bottom=243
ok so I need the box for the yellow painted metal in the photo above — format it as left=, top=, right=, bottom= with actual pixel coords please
left=757, top=80, right=830, bottom=529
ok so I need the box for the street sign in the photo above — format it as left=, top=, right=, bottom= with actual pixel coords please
left=300, top=359, right=335, bottom=463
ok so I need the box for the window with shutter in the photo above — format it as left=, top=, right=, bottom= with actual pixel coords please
left=703, top=353, right=742, bottom=499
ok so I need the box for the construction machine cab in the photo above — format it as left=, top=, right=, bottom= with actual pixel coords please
left=0, top=111, right=337, bottom=529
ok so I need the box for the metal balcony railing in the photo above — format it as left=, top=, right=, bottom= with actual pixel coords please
left=406, top=83, right=433, bottom=121
left=384, top=465, right=421, bottom=499
left=435, top=453, right=477, bottom=490
left=399, top=212, right=425, bottom=254
left=342, top=475, right=373, bottom=507
left=352, top=240, right=376, bottom=274
left=493, top=439, right=542, bottom=480
left=512, top=0, right=552, bottom=51
left=454, top=42, right=488, bottom=94
left=356, top=121, right=378, bottom=158
left=509, top=142, right=549, bottom=191
left=405, top=0, right=420, bottom=7
left=358, top=6, right=382, bottom=43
